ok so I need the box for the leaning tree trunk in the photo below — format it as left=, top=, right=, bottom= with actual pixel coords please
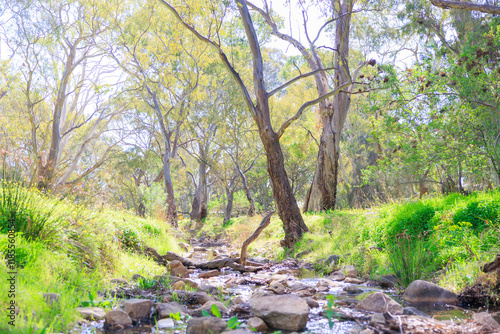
left=259, top=127, right=309, bottom=247
left=39, top=43, right=78, bottom=190
left=304, top=2, right=351, bottom=212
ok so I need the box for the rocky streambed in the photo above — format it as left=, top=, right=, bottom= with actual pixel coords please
left=71, top=241, right=500, bottom=334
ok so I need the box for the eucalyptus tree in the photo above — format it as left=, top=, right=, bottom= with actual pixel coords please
left=108, top=0, right=203, bottom=225
left=248, top=0, right=375, bottom=212
left=158, top=0, right=378, bottom=246
left=1, top=0, right=123, bottom=189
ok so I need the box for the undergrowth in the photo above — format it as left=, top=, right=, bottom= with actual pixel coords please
left=0, top=181, right=180, bottom=332
left=197, top=190, right=500, bottom=292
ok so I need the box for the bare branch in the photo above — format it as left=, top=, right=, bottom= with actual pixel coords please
left=277, top=81, right=351, bottom=139
left=157, top=0, right=256, bottom=116
left=268, top=67, right=335, bottom=97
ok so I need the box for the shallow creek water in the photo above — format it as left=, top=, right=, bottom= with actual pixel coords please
left=74, top=245, right=473, bottom=334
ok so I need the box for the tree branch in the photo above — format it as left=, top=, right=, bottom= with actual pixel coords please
left=157, top=0, right=256, bottom=116
left=268, top=67, right=335, bottom=97
left=430, top=0, right=500, bottom=14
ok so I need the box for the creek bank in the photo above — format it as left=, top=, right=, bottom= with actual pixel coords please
left=74, top=239, right=499, bottom=334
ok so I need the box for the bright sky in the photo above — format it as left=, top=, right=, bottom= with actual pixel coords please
left=256, top=0, right=334, bottom=56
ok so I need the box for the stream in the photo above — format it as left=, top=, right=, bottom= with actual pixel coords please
left=73, top=241, right=477, bottom=334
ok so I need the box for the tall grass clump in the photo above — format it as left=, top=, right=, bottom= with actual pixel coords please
left=0, top=181, right=62, bottom=243
left=387, top=232, right=431, bottom=287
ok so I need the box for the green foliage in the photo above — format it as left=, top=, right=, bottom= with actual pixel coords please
left=211, top=303, right=222, bottom=318
left=0, top=185, right=180, bottom=332
left=453, top=200, right=499, bottom=232
left=324, top=295, right=341, bottom=330
left=227, top=316, right=241, bottom=330
left=137, top=277, right=158, bottom=290
left=169, top=312, right=181, bottom=321
left=142, top=223, right=161, bottom=236
left=0, top=181, right=62, bottom=243
left=118, top=228, right=140, bottom=250
left=385, top=201, right=435, bottom=241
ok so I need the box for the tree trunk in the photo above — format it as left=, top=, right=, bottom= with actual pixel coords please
left=163, top=152, right=177, bottom=227
left=304, top=1, right=351, bottom=212
left=190, top=144, right=208, bottom=222
left=223, top=187, right=234, bottom=224
left=304, top=115, right=340, bottom=211
left=236, top=162, right=256, bottom=216
left=259, top=127, right=308, bottom=248
left=39, top=43, right=77, bottom=189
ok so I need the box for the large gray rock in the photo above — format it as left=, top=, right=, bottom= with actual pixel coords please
left=123, top=299, right=153, bottom=320
left=104, top=309, right=133, bottom=327
left=186, top=317, right=227, bottom=334
left=355, top=292, right=404, bottom=314
left=155, top=302, right=186, bottom=319
left=249, top=294, right=309, bottom=331
left=403, top=280, right=457, bottom=305
left=77, top=307, right=106, bottom=320
left=379, top=275, right=397, bottom=288
left=156, top=318, right=175, bottom=328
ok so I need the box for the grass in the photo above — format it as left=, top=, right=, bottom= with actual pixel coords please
left=3, top=181, right=499, bottom=331
left=0, top=182, right=181, bottom=333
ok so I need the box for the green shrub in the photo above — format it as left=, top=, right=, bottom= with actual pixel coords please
left=142, top=224, right=161, bottom=236
left=453, top=200, right=499, bottom=232
left=386, top=201, right=435, bottom=240
left=118, top=228, right=140, bottom=250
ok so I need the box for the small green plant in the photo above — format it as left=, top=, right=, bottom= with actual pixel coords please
left=324, top=295, right=341, bottom=329
left=171, top=291, right=179, bottom=303
left=211, top=303, right=222, bottom=318
left=118, top=228, right=140, bottom=250
left=138, top=277, right=158, bottom=289
left=169, top=312, right=181, bottom=321
left=227, top=316, right=241, bottom=329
